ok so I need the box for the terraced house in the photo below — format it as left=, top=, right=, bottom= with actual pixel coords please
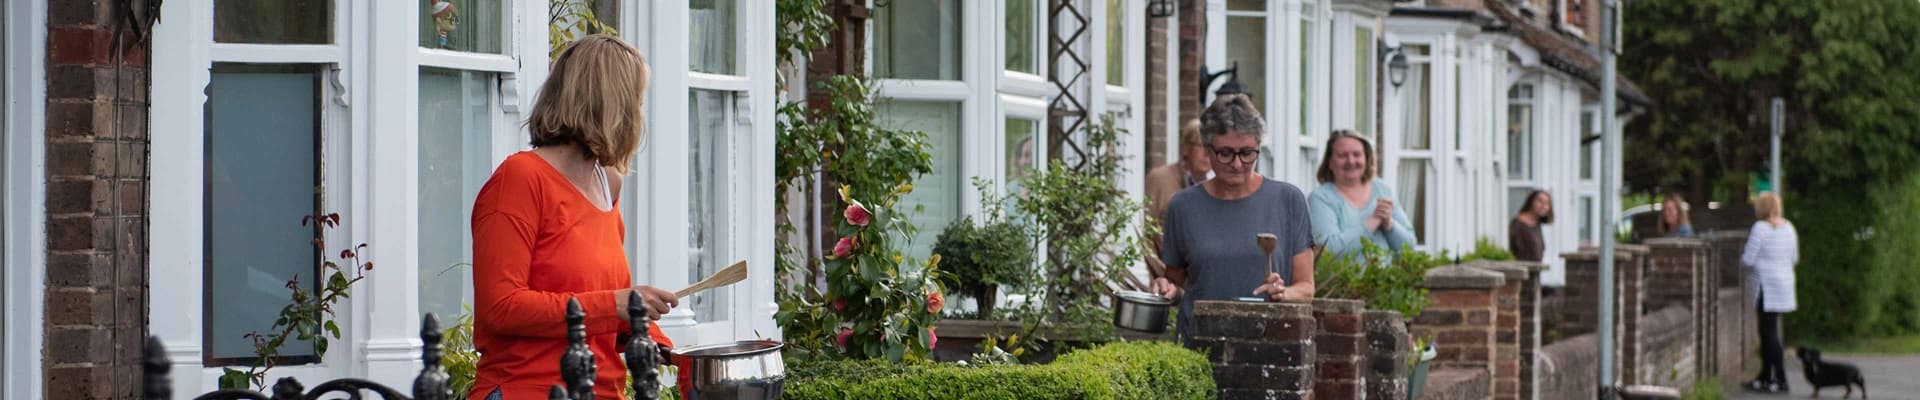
left=1, top=0, right=1644, bottom=398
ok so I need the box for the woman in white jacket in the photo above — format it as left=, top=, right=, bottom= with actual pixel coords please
left=1741, top=192, right=1797, bottom=394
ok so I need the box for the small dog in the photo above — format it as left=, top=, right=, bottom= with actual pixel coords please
left=1798, top=347, right=1868, bottom=399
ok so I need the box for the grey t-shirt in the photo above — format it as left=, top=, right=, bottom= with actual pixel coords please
left=1159, top=178, right=1315, bottom=337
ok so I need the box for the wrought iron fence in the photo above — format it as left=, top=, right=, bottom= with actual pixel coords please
left=143, top=293, right=664, bottom=400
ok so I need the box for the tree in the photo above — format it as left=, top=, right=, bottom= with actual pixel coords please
left=1622, top=0, right=1920, bottom=201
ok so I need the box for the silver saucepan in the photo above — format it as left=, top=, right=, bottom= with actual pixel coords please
left=1111, top=290, right=1174, bottom=333
left=672, top=340, right=785, bottom=400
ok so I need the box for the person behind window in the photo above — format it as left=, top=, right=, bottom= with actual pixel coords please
left=1509, top=190, right=1553, bottom=262
left=1659, top=193, right=1695, bottom=238
left=1742, top=192, right=1798, bottom=394
left=1308, top=130, right=1415, bottom=260
left=1153, top=95, right=1317, bottom=339
left=469, top=35, right=679, bottom=400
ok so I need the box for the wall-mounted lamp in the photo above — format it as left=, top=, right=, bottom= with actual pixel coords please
left=1148, top=0, right=1178, bottom=18
left=1387, top=49, right=1410, bottom=88
left=1197, top=62, right=1241, bottom=108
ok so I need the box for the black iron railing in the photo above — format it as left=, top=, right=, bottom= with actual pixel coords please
left=143, top=293, right=663, bottom=400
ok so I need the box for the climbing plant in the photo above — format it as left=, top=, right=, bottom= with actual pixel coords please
left=218, top=213, right=373, bottom=390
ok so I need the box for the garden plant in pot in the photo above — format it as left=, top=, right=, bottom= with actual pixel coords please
left=932, top=192, right=1035, bottom=320
left=1313, top=239, right=1445, bottom=399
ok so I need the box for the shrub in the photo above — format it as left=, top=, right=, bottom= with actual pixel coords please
left=1315, top=240, right=1447, bottom=318
left=1789, top=172, right=1920, bottom=340
left=785, top=342, right=1214, bottom=400
left=1460, top=237, right=1515, bottom=262
left=933, top=181, right=1036, bottom=319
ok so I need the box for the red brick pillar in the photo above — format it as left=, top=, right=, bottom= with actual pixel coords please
left=44, top=1, right=153, bottom=398
left=1410, top=265, right=1505, bottom=396
left=1314, top=299, right=1366, bottom=400
left=1365, top=310, right=1413, bottom=400
left=1464, top=261, right=1543, bottom=400
left=1144, top=5, right=1169, bottom=168
left=1187, top=300, right=1316, bottom=400
left=1617, top=245, right=1649, bottom=386
left=1563, top=246, right=1647, bottom=387
left=1177, top=0, right=1206, bottom=121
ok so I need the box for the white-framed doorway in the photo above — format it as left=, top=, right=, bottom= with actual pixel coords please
left=3, top=0, right=48, bottom=397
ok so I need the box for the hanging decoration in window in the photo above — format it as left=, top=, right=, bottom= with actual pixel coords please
left=431, top=0, right=458, bottom=49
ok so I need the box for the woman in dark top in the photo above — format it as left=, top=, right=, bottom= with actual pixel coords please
left=1508, top=190, right=1552, bottom=262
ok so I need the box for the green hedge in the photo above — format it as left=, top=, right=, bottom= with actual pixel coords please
left=1789, top=171, right=1920, bottom=340
left=785, top=342, right=1214, bottom=400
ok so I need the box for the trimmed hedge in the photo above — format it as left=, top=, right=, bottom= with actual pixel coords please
left=785, top=341, right=1214, bottom=400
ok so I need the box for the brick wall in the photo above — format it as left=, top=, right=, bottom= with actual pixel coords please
left=43, top=0, right=153, bottom=398
left=1409, top=265, right=1504, bottom=397
left=1538, top=333, right=1599, bottom=399
left=1635, top=306, right=1696, bottom=388
left=1418, top=369, right=1491, bottom=400
left=1645, top=238, right=1713, bottom=378
left=1187, top=300, right=1316, bottom=400
left=1144, top=10, right=1168, bottom=169
left=1365, top=310, right=1412, bottom=400
left=1462, top=261, right=1544, bottom=400
left=1313, top=299, right=1365, bottom=400
left=1177, top=0, right=1205, bottom=122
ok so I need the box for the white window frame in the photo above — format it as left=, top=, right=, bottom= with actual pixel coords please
left=867, top=0, right=989, bottom=249
left=2, top=0, right=47, bottom=397
left=624, top=0, right=780, bottom=345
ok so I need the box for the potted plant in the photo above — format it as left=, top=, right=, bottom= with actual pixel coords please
left=932, top=216, right=1035, bottom=319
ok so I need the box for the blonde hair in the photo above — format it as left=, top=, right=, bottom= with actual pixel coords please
left=1659, top=193, right=1691, bottom=235
left=527, top=34, right=651, bottom=174
left=1316, top=130, right=1376, bottom=183
left=1754, top=192, right=1785, bottom=226
left=1180, top=119, right=1203, bottom=147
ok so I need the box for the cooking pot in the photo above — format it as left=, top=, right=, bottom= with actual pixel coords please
left=672, top=340, right=785, bottom=400
left=1111, top=290, right=1174, bottom=333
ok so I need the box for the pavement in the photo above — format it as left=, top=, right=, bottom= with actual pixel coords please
left=1727, top=353, right=1920, bottom=400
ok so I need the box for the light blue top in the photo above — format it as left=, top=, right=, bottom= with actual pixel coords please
left=1308, top=180, right=1417, bottom=258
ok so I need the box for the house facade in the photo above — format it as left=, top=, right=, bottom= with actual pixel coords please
left=0, top=0, right=1642, bottom=398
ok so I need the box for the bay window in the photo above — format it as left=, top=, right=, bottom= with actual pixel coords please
left=1392, top=43, right=1433, bottom=245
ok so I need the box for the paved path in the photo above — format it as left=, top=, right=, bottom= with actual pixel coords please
left=1727, top=354, right=1920, bottom=399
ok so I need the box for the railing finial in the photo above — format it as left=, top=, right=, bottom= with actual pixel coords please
left=143, top=336, right=172, bottom=400
left=624, top=291, right=661, bottom=400
left=560, top=297, right=596, bottom=400
left=414, top=313, right=454, bottom=400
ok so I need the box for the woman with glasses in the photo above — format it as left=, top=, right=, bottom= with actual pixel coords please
left=1152, top=94, right=1317, bottom=338
left=1307, top=130, right=1416, bottom=259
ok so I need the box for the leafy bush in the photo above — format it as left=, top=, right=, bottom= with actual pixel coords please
left=933, top=206, right=1035, bottom=319
left=1314, top=240, right=1446, bottom=318
left=1790, top=172, right=1920, bottom=340
left=1460, top=237, right=1515, bottom=262
left=785, top=342, right=1214, bottom=400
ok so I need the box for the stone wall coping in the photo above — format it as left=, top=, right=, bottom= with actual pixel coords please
left=1459, top=260, right=1531, bottom=281
left=1313, top=298, right=1366, bottom=313
left=1560, top=249, right=1636, bottom=262
left=1420, top=368, right=1492, bottom=400
left=1193, top=299, right=1314, bottom=319
left=1642, top=237, right=1711, bottom=249
left=1419, top=265, right=1506, bottom=289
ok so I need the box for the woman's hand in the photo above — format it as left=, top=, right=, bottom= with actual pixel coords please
left=617, top=286, right=680, bottom=320
left=1151, top=277, right=1183, bottom=300
left=1371, top=199, right=1394, bottom=232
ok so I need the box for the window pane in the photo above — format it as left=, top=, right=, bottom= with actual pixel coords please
left=1508, top=187, right=1533, bottom=219
left=216, top=0, right=332, bottom=44
left=1397, top=160, right=1429, bottom=244
left=417, top=68, right=493, bottom=323
left=691, top=0, right=738, bottom=74
left=1224, top=15, right=1266, bottom=116
left=1106, top=0, right=1125, bottom=86
left=205, top=64, right=321, bottom=360
left=419, top=0, right=503, bottom=53
left=877, top=101, right=963, bottom=259
left=1228, top=0, right=1267, bottom=11
left=1299, top=14, right=1312, bottom=137
left=1006, top=118, right=1039, bottom=182
left=1507, top=102, right=1533, bottom=180
left=1005, top=0, right=1036, bottom=73
left=689, top=90, right=731, bottom=322
left=1354, top=28, right=1374, bottom=136
left=1580, top=196, right=1595, bottom=244
left=1399, top=52, right=1430, bottom=151
left=1580, top=111, right=1595, bottom=180
left=875, top=0, right=961, bottom=80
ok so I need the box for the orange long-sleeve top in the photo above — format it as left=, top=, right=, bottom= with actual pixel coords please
left=469, top=152, right=673, bottom=400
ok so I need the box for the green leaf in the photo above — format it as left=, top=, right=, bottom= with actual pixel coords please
left=324, top=320, right=341, bottom=339
left=218, top=368, right=250, bottom=390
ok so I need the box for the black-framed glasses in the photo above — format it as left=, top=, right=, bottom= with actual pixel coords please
left=1210, top=147, right=1261, bottom=164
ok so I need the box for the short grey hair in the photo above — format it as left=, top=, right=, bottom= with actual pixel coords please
left=1200, top=94, right=1266, bottom=147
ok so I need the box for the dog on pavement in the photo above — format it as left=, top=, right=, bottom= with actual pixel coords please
left=1798, top=347, right=1868, bottom=399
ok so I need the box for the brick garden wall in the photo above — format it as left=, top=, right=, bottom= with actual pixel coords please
left=1187, top=300, right=1317, bottom=400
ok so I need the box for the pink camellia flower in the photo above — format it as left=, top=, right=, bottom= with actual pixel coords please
left=843, top=202, right=871, bottom=226
left=926, top=290, right=945, bottom=313
left=832, top=236, right=858, bottom=258
left=831, top=299, right=847, bottom=312
left=928, top=328, right=939, bottom=349
left=835, top=327, right=855, bottom=348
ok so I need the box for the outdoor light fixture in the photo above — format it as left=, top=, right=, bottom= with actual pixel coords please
left=1148, top=0, right=1177, bottom=18
left=1197, top=62, right=1240, bottom=108
left=1387, top=49, right=1411, bottom=88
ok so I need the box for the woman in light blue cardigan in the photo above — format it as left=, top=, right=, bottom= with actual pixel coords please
left=1308, top=131, right=1416, bottom=258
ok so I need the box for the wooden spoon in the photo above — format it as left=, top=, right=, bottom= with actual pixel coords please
left=675, top=260, right=748, bottom=298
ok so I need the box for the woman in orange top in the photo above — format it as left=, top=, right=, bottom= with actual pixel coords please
left=469, top=34, right=678, bottom=400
